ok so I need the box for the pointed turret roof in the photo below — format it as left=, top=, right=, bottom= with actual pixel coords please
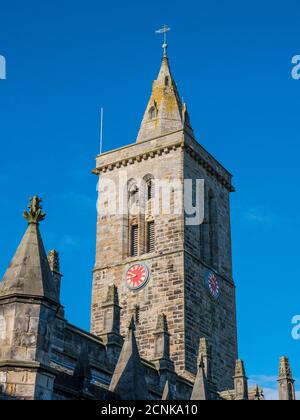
left=109, top=317, right=148, bottom=400
left=0, top=197, right=59, bottom=304
left=279, top=356, right=294, bottom=380
left=136, top=54, right=193, bottom=143
left=234, top=359, right=247, bottom=378
left=191, top=357, right=209, bottom=400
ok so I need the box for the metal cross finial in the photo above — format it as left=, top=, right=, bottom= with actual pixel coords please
left=155, top=25, right=171, bottom=58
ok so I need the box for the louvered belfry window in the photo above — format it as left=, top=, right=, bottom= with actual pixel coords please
left=147, top=221, right=155, bottom=253
left=131, top=225, right=139, bottom=257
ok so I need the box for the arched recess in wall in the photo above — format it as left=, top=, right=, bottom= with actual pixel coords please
left=148, top=102, right=158, bottom=120
left=127, top=178, right=140, bottom=257
left=200, top=188, right=219, bottom=270
left=143, top=174, right=156, bottom=254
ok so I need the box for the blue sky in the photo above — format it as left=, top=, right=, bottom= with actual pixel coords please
left=0, top=0, right=300, bottom=398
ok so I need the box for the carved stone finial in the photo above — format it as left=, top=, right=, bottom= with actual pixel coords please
left=48, top=250, right=60, bottom=273
left=23, top=196, right=46, bottom=224
left=155, top=313, right=168, bottom=333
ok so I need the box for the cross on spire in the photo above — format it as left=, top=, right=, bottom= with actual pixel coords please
left=155, top=25, right=171, bottom=58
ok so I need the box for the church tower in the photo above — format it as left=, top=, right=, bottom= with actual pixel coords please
left=91, top=38, right=237, bottom=391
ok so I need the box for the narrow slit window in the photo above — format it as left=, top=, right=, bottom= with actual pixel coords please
left=130, top=225, right=139, bottom=257
left=147, top=221, right=155, bottom=253
left=147, top=180, right=154, bottom=201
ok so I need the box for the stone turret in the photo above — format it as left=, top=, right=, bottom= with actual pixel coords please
left=153, top=313, right=171, bottom=361
left=233, top=360, right=248, bottom=400
left=0, top=197, right=59, bottom=303
left=99, top=285, right=123, bottom=368
left=48, top=250, right=63, bottom=298
left=153, top=313, right=175, bottom=398
left=0, top=197, right=59, bottom=399
left=198, top=338, right=211, bottom=380
left=109, top=317, right=148, bottom=400
left=278, top=357, right=296, bottom=401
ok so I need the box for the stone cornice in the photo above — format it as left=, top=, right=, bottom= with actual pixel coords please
left=92, top=140, right=183, bottom=174
left=92, top=135, right=235, bottom=192
left=0, top=360, right=57, bottom=376
left=0, top=293, right=60, bottom=310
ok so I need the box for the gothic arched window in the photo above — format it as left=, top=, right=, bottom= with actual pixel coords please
left=149, top=106, right=156, bottom=120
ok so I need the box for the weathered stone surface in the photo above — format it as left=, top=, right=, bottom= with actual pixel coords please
left=109, top=318, right=148, bottom=400
left=0, top=222, right=58, bottom=304
left=191, top=358, right=208, bottom=401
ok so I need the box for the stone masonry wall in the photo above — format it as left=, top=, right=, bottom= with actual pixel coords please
left=92, top=134, right=187, bottom=374
left=183, top=146, right=237, bottom=390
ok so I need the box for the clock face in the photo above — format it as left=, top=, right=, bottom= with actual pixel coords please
left=126, top=264, right=150, bottom=291
left=205, top=271, right=220, bottom=300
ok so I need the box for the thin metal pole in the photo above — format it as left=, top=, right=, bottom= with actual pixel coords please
left=100, top=108, right=104, bottom=154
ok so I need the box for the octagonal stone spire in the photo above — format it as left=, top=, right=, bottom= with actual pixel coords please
left=136, top=55, right=193, bottom=143
left=0, top=197, right=59, bottom=304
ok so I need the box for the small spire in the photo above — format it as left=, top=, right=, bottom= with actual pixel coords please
left=48, top=250, right=60, bottom=273
left=154, top=313, right=171, bottom=361
left=234, top=359, right=248, bottom=400
left=278, top=356, right=296, bottom=400
left=234, top=359, right=247, bottom=377
left=198, top=338, right=211, bottom=379
left=23, top=196, right=46, bottom=224
left=254, top=385, right=260, bottom=400
left=105, top=284, right=119, bottom=305
left=155, top=313, right=169, bottom=333
left=279, top=356, right=293, bottom=379
left=191, top=355, right=209, bottom=400
left=109, top=314, right=148, bottom=399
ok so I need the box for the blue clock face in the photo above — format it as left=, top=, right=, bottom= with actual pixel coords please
left=205, top=271, right=221, bottom=299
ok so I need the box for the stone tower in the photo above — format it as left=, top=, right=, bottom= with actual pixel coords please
left=92, top=46, right=237, bottom=390
left=278, top=357, right=296, bottom=401
left=0, top=197, right=60, bottom=399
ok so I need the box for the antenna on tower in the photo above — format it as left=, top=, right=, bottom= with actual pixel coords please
left=100, top=107, right=104, bottom=154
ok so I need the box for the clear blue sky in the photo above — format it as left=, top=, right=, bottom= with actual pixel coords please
left=1, top=0, right=300, bottom=397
